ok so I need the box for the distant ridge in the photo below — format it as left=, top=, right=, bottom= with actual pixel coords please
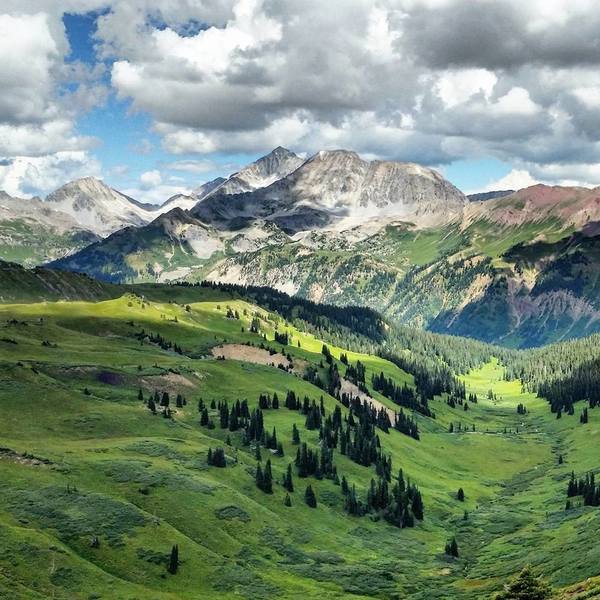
left=467, top=190, right=515, bottom=202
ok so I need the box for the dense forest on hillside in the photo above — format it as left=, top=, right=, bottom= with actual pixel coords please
left=503, top=334, right=600, bottom=412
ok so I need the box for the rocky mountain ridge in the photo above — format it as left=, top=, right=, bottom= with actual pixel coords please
left=4, top=147, right=600, bottom=347
left=193, top=149, right=467, bottom=232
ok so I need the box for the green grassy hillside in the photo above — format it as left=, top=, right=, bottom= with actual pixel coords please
left=0, top=291, right=598, bottom=599
left=0, top=219, right=98, bottom=268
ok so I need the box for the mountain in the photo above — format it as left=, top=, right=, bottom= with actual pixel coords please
left=0, top=176, right=229, bottom=266
left=0, top=190, right=100, bottom=266
left=51, top=148, right=468, bottom=283
left=467, top=189, right=514, bottom=202
left=214, top=146, right=304, bottom=195
left=52, top=207, right=291, bottom=283
left=27, top=153, right=600, bottom=348
left=193, top=149, right=467, bottom=232
left=160, top=177, right=229, bottom=214
left=191, top=176, right=228, bottom=199
left=464, top=184, right=600, bottom=229
left=200, top=184, right=600, bottom=347
left=44, top=176, right=158, bottom=236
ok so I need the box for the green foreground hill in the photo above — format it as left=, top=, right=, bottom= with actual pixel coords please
left=0, top=284, right=599, bottom=599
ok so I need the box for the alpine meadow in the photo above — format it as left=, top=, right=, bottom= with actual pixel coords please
left=1, top=2, right=600, bottom=600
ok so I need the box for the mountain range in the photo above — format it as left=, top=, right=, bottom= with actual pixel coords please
left=2, top=146, right=600, bottom=348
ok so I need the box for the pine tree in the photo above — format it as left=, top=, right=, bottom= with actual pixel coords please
left=284, top=493, right=292, bottom=507
left=263, top=459, right=273, bottom=494
left=199, top=407, right=209, bottom=426
left=341, top=475, right=349, bottom=495
left=207, top=447, right=226, bottom=468
left=305, top=484, right=317, bottom=508
left=580, top=407, right=589, bottom=424
left=444, top=538, right=459, bottom=558
left=283, top=463, right=294, bottom=492
left=411, top=490, right=424, bottom=520
left=255, top=464, right=264, bottom=491
left=493, top=565, right=551, bottom=600
left=457, top=487, right=465, bottom=502
left=138, top=388, right=144, bottom=402
left=292, top=423, right=300, bottom=445
left=167, top=544, right=179, bottom=574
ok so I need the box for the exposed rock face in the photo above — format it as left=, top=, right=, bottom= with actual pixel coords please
left=215, top=146, right=305, bottom=195
left=0, top=191, right=82, bottom=233
left=192, top=177, right=228, bottom=199
left=45, top=177, right=154, bottom=236
left=193, top=149, right=467, bottom=232
left=0, top=190, right=100, bottom=265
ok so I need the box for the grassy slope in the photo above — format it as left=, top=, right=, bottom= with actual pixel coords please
left=0, top=295, right=597, bottom=599
left=0, top=219, right=97, bottom=267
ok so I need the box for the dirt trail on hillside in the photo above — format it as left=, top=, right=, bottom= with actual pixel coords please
left=140, top=373, right=196, bottom=390
left=211, top=344, right=307, bottom=374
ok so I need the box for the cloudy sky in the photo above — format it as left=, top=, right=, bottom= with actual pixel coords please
left=2, top=0, right=600, bottom=203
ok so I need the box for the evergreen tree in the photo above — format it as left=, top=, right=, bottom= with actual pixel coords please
left=444, top=538, right=459, bottom=558
left=284, top=493, right=292, bottom=507
left=255, top=464, right=264, bottom=491
left=199, top=407, right=209, bottom=426
left=262, top=459, right=273, bottom=494
left=580, top=407, right=589, bottom=424
left=207, top=447, right=226, bottom=467
left=493, top=565, right=551, bottom=600
left=283, top=463, right=294, bottom=492
left=292, top=423, right=301, bottom=445
left=167, top=544, right=179, bottom=574
left=305, top=484, right=317, bottom=508
left=457, top=487, right=465, bottom=502
left=341, top=475, right=349, bottom=495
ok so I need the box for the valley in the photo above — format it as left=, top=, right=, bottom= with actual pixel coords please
left=5, top=4, right=600, bottom=599
left=0, top=279, right=598, bottom=599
